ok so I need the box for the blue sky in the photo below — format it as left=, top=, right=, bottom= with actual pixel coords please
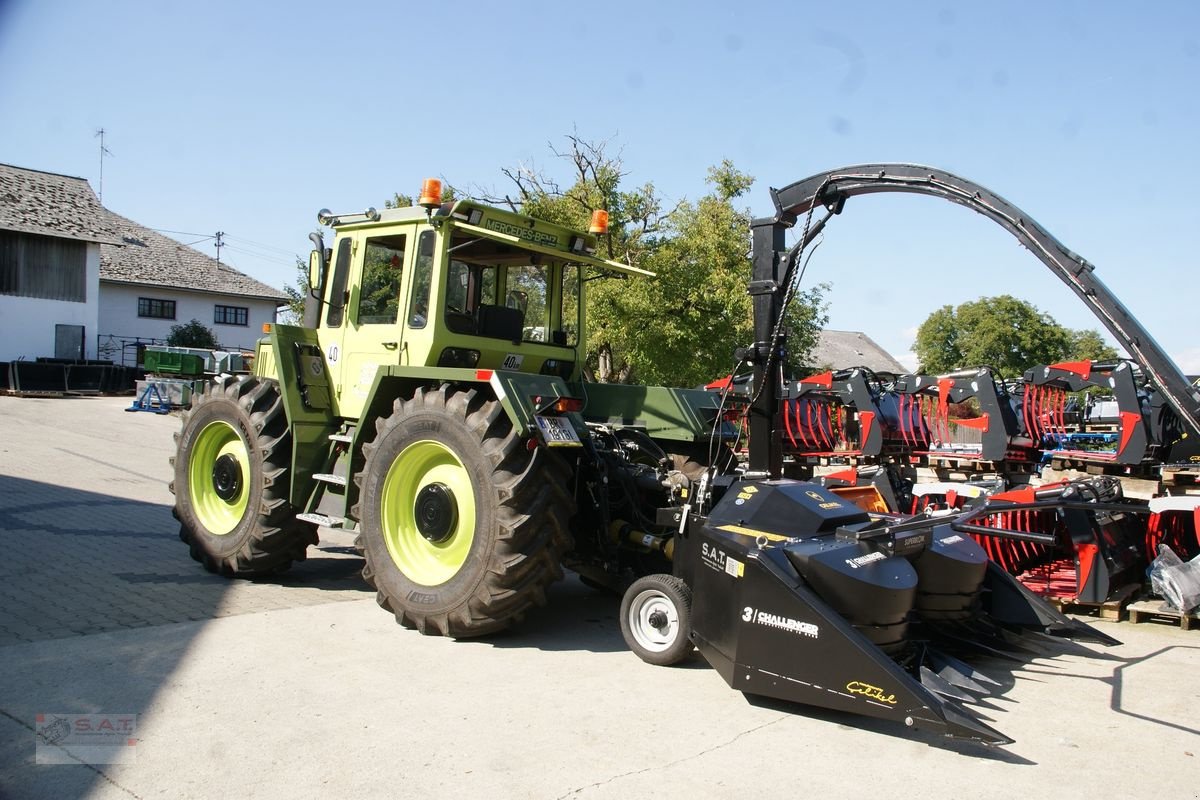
left=2, top=1, right=1197, bottom=371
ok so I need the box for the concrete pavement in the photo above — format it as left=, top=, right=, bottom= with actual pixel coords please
left=1, top=395, right=1198, bottom=799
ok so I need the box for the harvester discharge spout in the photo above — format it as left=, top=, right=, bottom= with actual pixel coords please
left=679, top=481, right=1118, bottom=744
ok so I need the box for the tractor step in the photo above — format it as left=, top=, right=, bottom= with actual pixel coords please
left=329, top=432, right=353, bottom=443
left=313, top=472, right=348, bottom=487
left=297, top=512, right=345, bottom=529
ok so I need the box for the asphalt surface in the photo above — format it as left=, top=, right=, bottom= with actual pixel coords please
left=0, top=395, right=1198, bottom=799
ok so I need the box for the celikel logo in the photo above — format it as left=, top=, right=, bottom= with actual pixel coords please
left=846, top=681, right=897, bottom=705
left=805, top=489, right=843, bottom=510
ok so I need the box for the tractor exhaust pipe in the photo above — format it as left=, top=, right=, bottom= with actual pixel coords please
left=303, top=231, right=328, bottom=329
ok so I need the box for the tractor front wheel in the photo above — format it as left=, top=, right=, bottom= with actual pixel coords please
left=171, top=375, right=316, bottom=575
left=355, top=384, right=573, bottom=637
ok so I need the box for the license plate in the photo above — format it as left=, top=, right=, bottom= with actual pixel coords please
left=535, top=415, right=582, bottom=447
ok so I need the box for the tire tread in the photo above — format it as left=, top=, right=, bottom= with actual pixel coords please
left=356, top=383, right=574, bottom=637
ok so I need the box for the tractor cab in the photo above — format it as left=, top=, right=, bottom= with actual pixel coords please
left=306, top=181, right=645, bottom=419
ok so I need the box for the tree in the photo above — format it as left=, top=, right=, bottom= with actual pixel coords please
left=485, top=140, right=828, bottom=385
left=474, top=134, right=674, bottom=382
left=167, top=319, right=220, bottom=349
left=612, top=161, right=827, bottom=386
left=1066, top=328, right=1119, bottom=362
left=914, top=295, right=1120, bottom=376
left=281, top=256, right=308, bottom=323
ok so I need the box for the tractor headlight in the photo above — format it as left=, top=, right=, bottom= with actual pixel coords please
left=540, top=359, right=574, bottom=379
left=438, top=348, right=481, bottom=368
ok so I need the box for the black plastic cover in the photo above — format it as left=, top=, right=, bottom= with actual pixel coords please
left=707, top=480, right=870, bottom=535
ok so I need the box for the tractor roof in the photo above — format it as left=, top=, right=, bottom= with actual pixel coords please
left=324, top=199, right=653, bottom=278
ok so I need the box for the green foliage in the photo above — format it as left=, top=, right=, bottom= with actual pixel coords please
left=782, top=285, right=831, bottom=376
left=1066, top=328, right=1119, bottom=362
left=488, top=139, right=828, bottom=385
left=914, top=295, right=1119, bottom=377
left=282, top=257, right=308, bottom=324
left=167, top=319, right=220, bottom=349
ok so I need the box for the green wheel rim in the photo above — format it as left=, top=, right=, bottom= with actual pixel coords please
left=188, top=419, right=250, bottom=535
left=380, top=440, right=476, bottom=586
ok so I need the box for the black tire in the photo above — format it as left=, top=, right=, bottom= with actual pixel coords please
left=171, top=374, right=316, bottom=575
left=620, top=574, right=693, bottom=666
left=354, top=384, right=573, bottom=637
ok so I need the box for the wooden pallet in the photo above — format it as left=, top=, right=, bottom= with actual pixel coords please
left=1046, top=583, right=1140, bottom=621
left=1162, top=466, right=1200, bottom=489
left=1126, top=599, right=1200, bottom=631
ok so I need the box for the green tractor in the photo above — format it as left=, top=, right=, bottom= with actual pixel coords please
left=171, top=179, right=729, bottom=637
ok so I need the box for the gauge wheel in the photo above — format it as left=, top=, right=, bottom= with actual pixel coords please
left=620, top=573, right=694, bottom=666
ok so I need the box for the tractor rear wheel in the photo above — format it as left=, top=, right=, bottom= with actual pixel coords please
left=171, top=375, right=316, bottom=575
left=620, top=574, right=694, bottom=666
left=355, top=384, right=573, bottom=637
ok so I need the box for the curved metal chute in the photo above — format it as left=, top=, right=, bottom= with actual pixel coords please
left=764, top=163, right=1200, bottom=443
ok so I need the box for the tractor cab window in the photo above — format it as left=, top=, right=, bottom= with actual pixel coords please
left=505, top=265, right=549, bottom=342
left=443, top=231, right=579, bottom=347
left=444, top=260, right=497, bottom=334
left=358, top=234, right=407, bottom=325
left=325, top=238, right=353, bottom=328
left=408, top=230, right=435, bottom=329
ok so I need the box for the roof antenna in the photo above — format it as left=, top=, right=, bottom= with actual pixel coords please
left=94, top=128, right=113, bottom=203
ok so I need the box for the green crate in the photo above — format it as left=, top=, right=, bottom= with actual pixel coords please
left=144, top=350, right=206, bottom=376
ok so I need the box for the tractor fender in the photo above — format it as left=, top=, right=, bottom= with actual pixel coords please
left=252, top=324, right=338, bottom=508
left=349, top=365, right=586, bottom=515
left=573, top=382, right=727, bottom=444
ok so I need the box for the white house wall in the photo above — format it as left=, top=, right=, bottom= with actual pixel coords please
left=0, top=243, right=100, bottom=361
left=98, top=283, right=280, bottom=351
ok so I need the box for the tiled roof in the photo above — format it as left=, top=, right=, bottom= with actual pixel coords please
left=99, top=210, right=288, bottom=302
left=811, top=330, right=907, bottom=374
left=0, top=163, right=120, bottom=244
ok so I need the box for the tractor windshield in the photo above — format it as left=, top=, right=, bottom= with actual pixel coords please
left=441, top=232, right=580, bottom=347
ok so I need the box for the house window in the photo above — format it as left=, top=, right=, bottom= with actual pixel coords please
left=138, top=297, right=176, bottom=319
left=214, top=304, right=249, bottom=326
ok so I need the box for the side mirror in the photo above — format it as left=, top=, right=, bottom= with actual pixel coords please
left=308, top=250, right=323, bottom=297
